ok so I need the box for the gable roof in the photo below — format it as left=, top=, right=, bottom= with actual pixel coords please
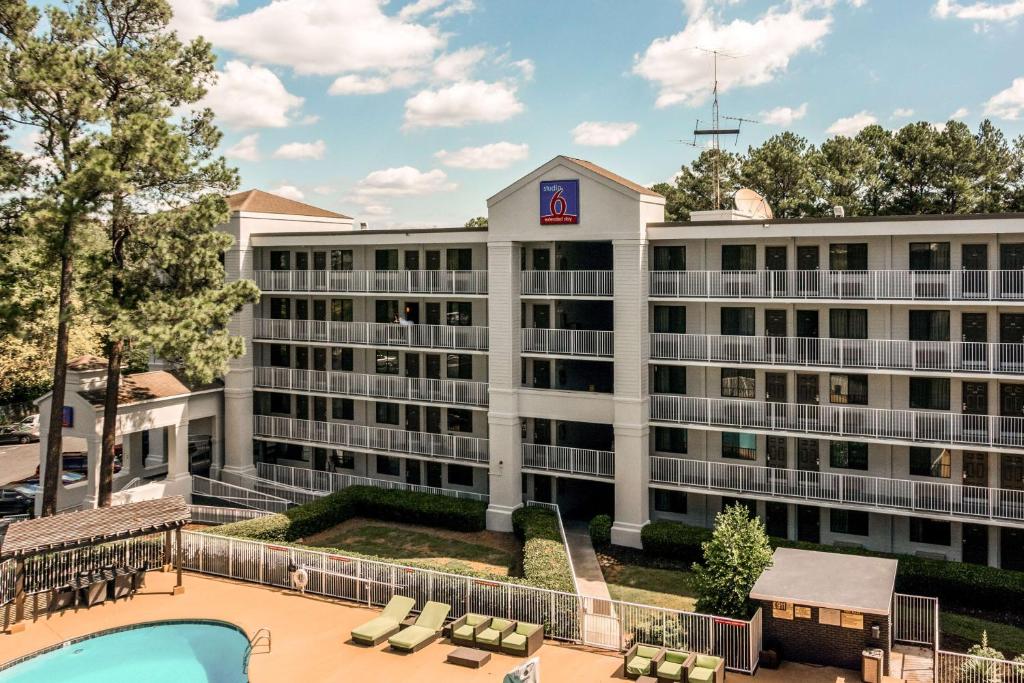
left=488, top=155, right=665, bottom=206
left=563, top=157, right=663, bottom=198
left=67, top=355, right=108, bottom=372
left=227, top=189, right=351, bottom=219
left=78, top=370, right=222, bottom=407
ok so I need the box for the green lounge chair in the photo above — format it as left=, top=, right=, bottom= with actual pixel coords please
left=499, top=622, right=544, bottom=657
left=655, top=650, right=695, bottom=682
left=388, top=601, right=451, bottom=653
left=688, top=654, right=725, bottom=683
left=474, top=617, right=515, bottom=652
left=449, top=613, right=492, bottom=647
left=350, top=595, right=416, bottom=646
left=624, top=643, right=665, bottom=679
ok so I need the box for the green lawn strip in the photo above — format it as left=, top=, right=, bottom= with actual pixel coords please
left=941, top=612, right=1024, bottom=659
left=603, top=563, right=698, bottom=612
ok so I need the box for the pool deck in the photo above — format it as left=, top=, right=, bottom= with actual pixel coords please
left=1, top=572, right=865, bottom=682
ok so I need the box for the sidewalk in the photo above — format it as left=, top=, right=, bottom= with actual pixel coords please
left=563, top=520, right=612, bottom=600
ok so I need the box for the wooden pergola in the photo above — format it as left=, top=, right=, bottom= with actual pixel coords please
left=0, top=496, right=191, bottom=631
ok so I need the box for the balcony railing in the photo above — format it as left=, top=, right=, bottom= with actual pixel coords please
left=521, top=328, right=614, bottom=357
left=650, top=333, right=1024, bottom=375
left=650, top=270, right=1024, bottom=301
left=521, top=270, right=613, bottom=297
left=521, top=443, right=615, bottom=479
left=253, top=415, right=488, bottom=464
left=254, top=367, right=489, bottom=408
left=254, top=318, right=488, bottom=351
left=650, top=456, right=1024, bottom=524
left=650, top=394, right=1024, bottom=451
left=254, top=269, right=488, bottom=295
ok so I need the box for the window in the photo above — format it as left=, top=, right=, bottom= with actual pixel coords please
left=447, top=464, right=474, bottom=487
left=830, top=509, right=869, bottom=536
left=721, top=368, right=755, bottom=399
left=653, top=306, right=686, bottom=334
left=446, top=354, right=473, bottom=380
left=722, top=244, right=756, bottom=271
left=269, top=298, right=290, bottom=320
left=312, top=300, right=326, bottom=321
left=376, top=455, right=401, bottom=477
left=313, top=347, right=327, bottom=371
left=723, top=432, right=757, bottom=460
left=269, top=251, right=290, bottom=270
left=425, top=354, right=442, bottom=380
left=375, top=249, right=399, bottom=270
left=721, top=307, right=755, bottom=336
left=910, top=518, right=951, bottom=546
left=654, top=427, right=688, bottom=454
left=330, top=451, right=355, bottom=470
left=375, top=300, right=399, bottom=323
left=446, top=248, right=472, bottom=271
left=330, top=249, right=353, bottom=271
left=829, top=243, right=868, bottom=271
left=331, top=398, right=354, bottom=421
left=269, top=393, right=291, bottom=414
left=910, top=447, right=951, bottom=478
left=375, top=350, right=399, bottom=375
left=446, top=302, right=472, bottom=326
left=313, top=251, right=327, bottom=270
left=830, top=374, right=868, bottom=405
left=653, top=246, right=686, bottom=271
left=829, top=309, right=868, bottom=339
left=331, top=348, right=353, bottom=372
left=653, top=365, right=687, bottom=395
left=447, top=409, right=473, bottom=433
left=909, top=378, right=950, bottom=410
left=425, top=407, right=441, bottom=433
left=654, top=489, right=687, bottom=514
left=910, top=242, right=950, bottom=271
left=295, top=252, right=309, bottom=270
left=294, top=346, right=308, bottom=369
left=331, top=299, right=353, bottom=322
left=270, top=344, right=290, bottom=368
left=909, top=310, right=950, bottom=342
left=294, top=300, right=309, bottom=320
left=830, top=442, right=869, bottom=470
left=375, top=402, right=399, bottom=425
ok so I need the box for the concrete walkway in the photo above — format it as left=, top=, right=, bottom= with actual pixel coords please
left=564, top=520, right=612, bottom=600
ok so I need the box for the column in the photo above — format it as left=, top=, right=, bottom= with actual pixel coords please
left=166, top=418, right=190, bottom=485
left=144, top=428, right=165, bottom=469
left=222, top=232, right=256, bottom=474
left=209, top=413, right=224, bottom=478
left=988, top=451, right=1001, bottom=567
left=611, top=239, right=650, bottom=548
left=81, top=434, right=101, bottom=508
left=486, top=241, right=523, bottom=531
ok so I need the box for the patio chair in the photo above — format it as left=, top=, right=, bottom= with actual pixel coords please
left=498, top=622, right=544, bottom=657
left=83, top=579, right=107, bottom=607
left=48, top=585, right=77, bottom=615
left=387, top=601, right=451, bottom=653
left=132, top=565, right=148, bottom=592
left=448, top=613, right=492, bottom=647
left=655, top=650, right=695, bottom=682
left=350, top=595, right=416, bottom=646
left=624, top=643, right=665, bottom=679
left=474, top=617, right=515, bottom=652
left=111, top=572, right=134, bottom=601
left=688, top=654, right=725, bottom=683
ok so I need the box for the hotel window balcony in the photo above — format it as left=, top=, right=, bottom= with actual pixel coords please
left=649, top=455, right=1024, bottom=526
left=521, top=270, right=613, bottom=297
left=521, top=328, right=614, bottom=357
left=520, top=240, right=613, bottom=297
left=254, top=269, right=488, bottom=295
left=253, top=318, right=488, bottom=352
left=522, top=358, right=614, bottom=393
left=649, top=270, right=1024, bottom=302
left=521, top=419, right=614, bottom=479
left=649, top=394, right=1024, bottom=452
left=521, top=299, right=614, bottom=357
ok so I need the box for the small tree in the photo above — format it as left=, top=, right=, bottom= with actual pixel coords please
left=692, top=504, right=773, bottom=618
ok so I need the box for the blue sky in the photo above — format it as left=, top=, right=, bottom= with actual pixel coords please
left=163, top=0, right=1024, bottom=226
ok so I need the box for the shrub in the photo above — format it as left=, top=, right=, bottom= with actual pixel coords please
left=212, top=514, right=290, bottom=541
left=589, top=514, right=612, bottom=548
left=512, top=506, right=576, bottom=593
left=641, top=520, right=712, bottom=564
left=692, top=505, right=773, bottom=619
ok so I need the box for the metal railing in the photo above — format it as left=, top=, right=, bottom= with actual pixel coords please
left=253, top=415, right=489, bottom=464
left=650, top=333, right=1024, bottom=376
left=254, top=318, right=488, bottom=351
left=526, top=501, right=580, bottom=595
left=650, top=394, right=1024, bottom=451
left=521, top=270, right=614, bottom=297
left=219, top=471, right=327, bottom=506
left=254, top=366, right=488, bottom=408
left=521, top=328, right=614, bottom=357
left=256, top=462, right=489, bottom=502
left=243, top=626, right=272, bottom=674
left=254, top=269, right=488, bottom=295
left=191, top=475, right=293, bottom=513
left=649, top=456, right=1024, bottom=524
left=650, top=269, right=1024, bottom=301
left=893, top=593, right=939, bottom=647
left=188, top=505, right=275, bottom=525
left=935, top=650, right=1024, bottom=682
left=522, top=443, right=615, bottom=479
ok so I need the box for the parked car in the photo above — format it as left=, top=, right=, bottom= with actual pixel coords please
left=0, top=488, right=33, bottom=517
left=0, top=424, right=37, bottom=444
left=15, top=414, right=39, bottom=435
left=33, top=452, right=121, bottom=477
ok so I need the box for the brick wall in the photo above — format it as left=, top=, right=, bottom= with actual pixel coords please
left=759, top=600, right=891, bottom=671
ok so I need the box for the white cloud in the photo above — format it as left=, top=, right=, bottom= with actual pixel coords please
left=272, top=140, right=327, bottom=160
left=399, top=0, right=475, bottom=20
left=271, top=184, right=305, bottom=200
left=225, top=133, right=262, bottom=161
left=570, top=121, right=639, bottom=147
left=432, top=47, right=487, bottom=81
left=892, top=107, right=915, bottom=118
left=511, top=59, right=535, bottom=81
left=826, top=110, right=878, bottom=136
left=949, top=106, right=970, bottom=119
left=984, top=77, right=1024, bottom=119
left=202, top=61, right=305, bottom=129
left=354, top=166, right=457, bottom=197
left=435, top=142, right=529, bottom=169
left=403, top=80, right=524, bottom=129
left=327, top=72, right=418, bottom=95
left=759, top=103, right=808, bottom=125
left=633, top=1, right=832, bottom=107
left=313, top=185, right=337, bottom=195
left=933, top=0, right=1024, bottom=21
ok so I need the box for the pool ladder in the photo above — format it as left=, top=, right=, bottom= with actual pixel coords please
left=243, top=627, right=272, bottom=674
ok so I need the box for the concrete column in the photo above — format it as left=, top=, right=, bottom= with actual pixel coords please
left=145, top=428, right=165, bottom=469
left=988, top=526, right=1001, bottom=568
left=167, top=419, right=190, bottom=483
left=210, top=411, right=225, bottom=478
left=81, top=434, right=101, bottom=508
left=485, top=241, right=523, bottom=531
left=611, top=239, right=650, bottom=548
left=223, top=235, right=256, bottom=475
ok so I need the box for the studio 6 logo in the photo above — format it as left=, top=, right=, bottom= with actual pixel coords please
left=539, top=179, right=579, bottom=225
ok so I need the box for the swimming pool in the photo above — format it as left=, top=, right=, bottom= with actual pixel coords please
left=0, top=620, right=250, bottom=683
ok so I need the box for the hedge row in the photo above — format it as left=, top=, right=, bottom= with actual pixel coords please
left=511, top=507, right=576, bottom=594
left=637, top=519, right=1024, bottom=613
left=589, top=514, right=612, bottom=548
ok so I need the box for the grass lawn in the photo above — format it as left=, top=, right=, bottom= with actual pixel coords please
left=303, top=517, right=519, bottom=576
left=597, top=549, right=698, bottom=612
left=941, top=612, right=1024, bottom=659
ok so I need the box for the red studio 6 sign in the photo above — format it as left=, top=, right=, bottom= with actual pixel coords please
left=539, top=179, right=579, bottom=225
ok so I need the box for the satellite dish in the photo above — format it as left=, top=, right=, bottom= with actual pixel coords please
left=734, top=188, right=774, bottom=220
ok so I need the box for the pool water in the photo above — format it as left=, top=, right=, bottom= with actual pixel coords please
left=0, top=621, right=249, bottom=683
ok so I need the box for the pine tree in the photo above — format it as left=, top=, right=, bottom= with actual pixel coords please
left=739, top=132, right=818, bottom=218
left=692, top=504, right=774, bottom=619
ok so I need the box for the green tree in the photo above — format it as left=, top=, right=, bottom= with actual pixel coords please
left=464, top=216, right=487, bottom=228
left=692, top=504, right=773, bottom=618
left=739, top=132, right=819, bottom=218
left=811, top=135, right=879, bottom=216
left=652, top=148, right=740, bottom=221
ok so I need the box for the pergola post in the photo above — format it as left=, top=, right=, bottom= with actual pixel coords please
left=173, top=527, right=184, bottom=595
left=163, top=529, right=172, bottom=570
left=10, top=559, right=26, bottom=633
